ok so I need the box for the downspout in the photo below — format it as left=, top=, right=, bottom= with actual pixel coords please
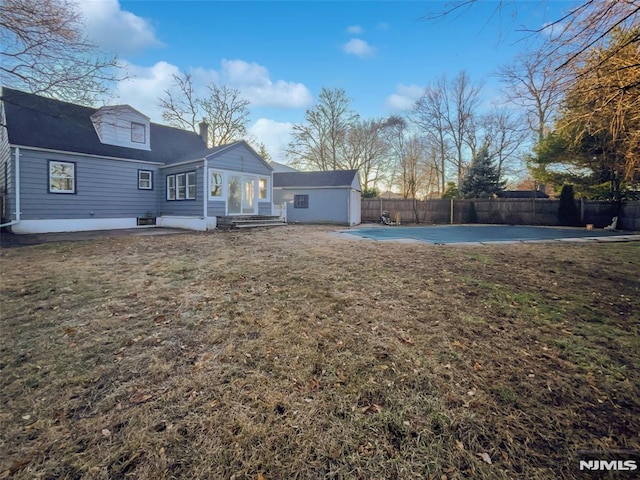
left=0, top=146, right=20, bottom=228
left=203, top=157, right=208, bottom=229
left=347, top=186, right=351, bottom=226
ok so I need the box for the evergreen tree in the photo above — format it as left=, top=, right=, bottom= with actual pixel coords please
left=441, top=181, right=460, bottom=199
left=460, top=146, right=505, bottom=198
left=558, top=184, right=580, bottom=226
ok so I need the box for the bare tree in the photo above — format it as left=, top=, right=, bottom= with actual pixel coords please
left=427, top=0, right=640, bottom=89
left=412, top=71, right=482, bottom=188
left=201, top=83, right=250, bottom=146
left=159, top=73, right=199, bottom=133
left=159, top=73, right=250, bottom=147
left=341, top=119, right=391, bottom=193
left=286, top=87, right=359, bottom=171
left=0, top=0, right=121, bottom=104
left=410, top=85, right=450, bottom=193
left=497, top=50, right=563, bottom=143
left=481, top=108, right=529, bottom=180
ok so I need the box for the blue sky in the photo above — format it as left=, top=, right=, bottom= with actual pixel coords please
left=78, top=1, right=576, bottom=160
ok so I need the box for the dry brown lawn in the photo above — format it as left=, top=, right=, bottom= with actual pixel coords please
left=1, top=225, right=639, bottom=479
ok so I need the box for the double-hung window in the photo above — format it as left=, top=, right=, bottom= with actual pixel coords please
left=186, top=172, right=196, bottom=199
left=49, top=160, right=76, bottom=194
left=176, top=174, right=186, bottom=200
left=167, top=172, right=196, bottom=201
left=167, top=175, right=176, bottom=200
left=138, top=170, right=153, bottom=190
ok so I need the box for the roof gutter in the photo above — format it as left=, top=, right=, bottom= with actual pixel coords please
left=0, top=146, right=21, bottom=228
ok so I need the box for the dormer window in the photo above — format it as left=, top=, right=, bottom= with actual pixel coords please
left=90, top=106, right=151, bottom=151
left=131, top=122, right=146, bottom=143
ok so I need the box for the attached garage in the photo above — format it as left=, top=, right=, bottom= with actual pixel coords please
left=273, top=170, right=361, bottom=226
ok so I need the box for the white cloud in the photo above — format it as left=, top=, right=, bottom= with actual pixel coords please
left=385, top=84, right=424, bottom=112
left=77, top=0, right=163, bottom=56
left=377, top=22, right=389, bottom=31
left=219, top=59, right=313, bottom=108
left=343, top=38, right=375, bottom=57
left=107, top=59, right=311, bottom=124
left=112, top=61, right=180, bottom=122
left=346, top=25, right=364, bottom=34
left=248, top=118, right=294, bottom=161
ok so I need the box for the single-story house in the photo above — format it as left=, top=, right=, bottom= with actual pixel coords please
left=273, top=170, right=361, bottom=226
left=0, top=88, right=275, bottom=234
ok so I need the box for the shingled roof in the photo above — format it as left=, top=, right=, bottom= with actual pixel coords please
left=1, top=87, right=217, bottom=164
left=273, top=170, right=359, bottom=188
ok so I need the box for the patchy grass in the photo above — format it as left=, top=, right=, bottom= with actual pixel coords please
left=0, top=226, right=638, bottom=479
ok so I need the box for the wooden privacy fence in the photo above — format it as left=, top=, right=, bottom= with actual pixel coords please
left=362, top=198, right=640, bottom=230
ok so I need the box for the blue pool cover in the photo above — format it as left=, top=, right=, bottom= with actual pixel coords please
left=346, top=225, right=632, bottom=244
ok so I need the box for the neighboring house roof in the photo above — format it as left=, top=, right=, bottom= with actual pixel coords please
left=269, top=160, right=298, bottom=173
left=498, top=190, right=550, bottom=199
left=273, top=170, right=359, bottom=188
left=1, top=87, right=217, bottom=164
left=380, top=190, right=403, bottom=199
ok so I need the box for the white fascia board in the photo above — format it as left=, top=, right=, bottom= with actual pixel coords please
left=159, top=158, right=205, bottom=169
left=273, top=185, right=352, bottom=190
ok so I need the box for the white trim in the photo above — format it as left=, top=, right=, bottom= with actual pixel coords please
left=138, top=169, right=153, bottom=189
left=203, top=158, right=208, bottom=219
left=159, top=158, right=204, bottom=169
left=156, top=216, right=213, bottom=231
left=10, top=218, right=138, bottom=234
left=49, top=160, right=76, bottom=193
left=166, top=175, right=176, bottom=200
left=273, top=185, right=355, bottom=191
left=11, top=216, right=219, bottom=233
left=208, top=169, right=225, bottom=199
left=186, top=172, right=196, bottom=200
left=10, top=144, right=163, bottom=166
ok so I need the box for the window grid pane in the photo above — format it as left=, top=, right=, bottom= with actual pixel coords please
left=167, top=175, right=176, bottom=200
left=186, top=172, right=196, bottom=199
left=176, top=174, right=186, bottom=200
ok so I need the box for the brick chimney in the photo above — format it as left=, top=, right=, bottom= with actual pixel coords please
left=198, top=120, right=209, bottom=146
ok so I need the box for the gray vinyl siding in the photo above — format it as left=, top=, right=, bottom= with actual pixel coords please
left=207, top=143, right=271, bottom=176
left=258, top=202, right=272, bottom=215
left=207, top=200, right=226, bottom=217
left=159, top=162, right=204, bottom=217
left=278, top=187, right=350, bottom=224
left=206, top=143, right=272, bottom=217
left=17, top=149, right=159, bottom=220
left=0, top=99, right=11, bottom=221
